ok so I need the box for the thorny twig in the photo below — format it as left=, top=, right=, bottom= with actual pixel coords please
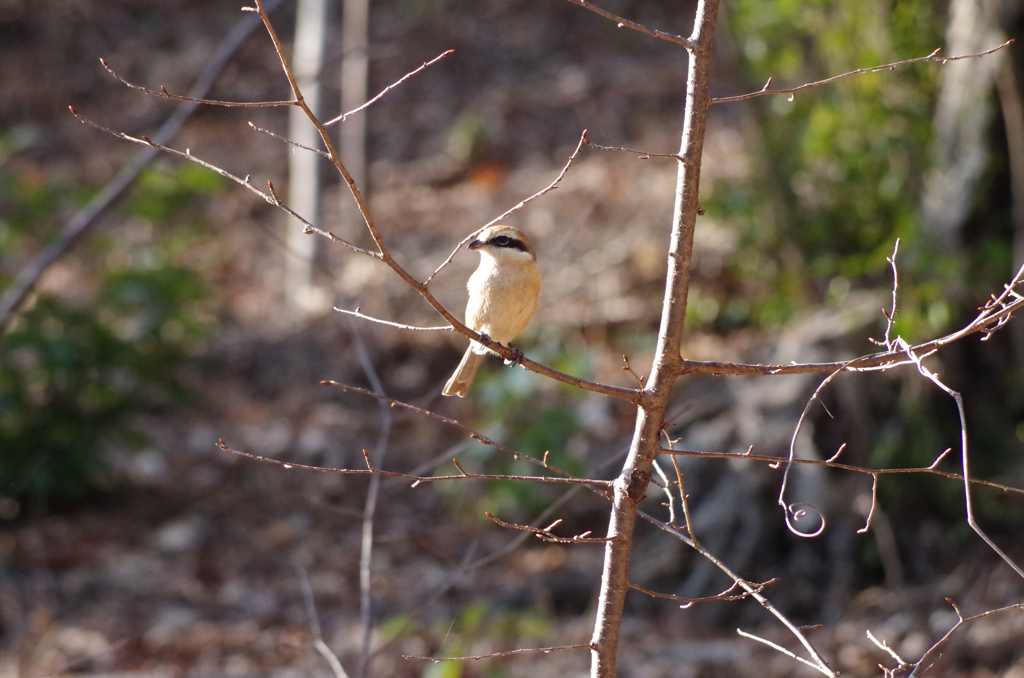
left=486, top=513, right=613, bottom=544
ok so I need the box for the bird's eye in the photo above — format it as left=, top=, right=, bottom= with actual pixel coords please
left=493, top=235, right=511, bottom=246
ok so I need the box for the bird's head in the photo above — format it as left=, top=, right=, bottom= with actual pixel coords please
left=469, top=225, right=536, bottom=262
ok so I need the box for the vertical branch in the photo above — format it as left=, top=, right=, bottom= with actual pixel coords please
left=351, top=328, right=394, bottom=678
left=589, top=2, right=719, bottom=677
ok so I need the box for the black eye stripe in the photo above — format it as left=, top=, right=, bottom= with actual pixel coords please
left=490, top=235, right=528, bottom=252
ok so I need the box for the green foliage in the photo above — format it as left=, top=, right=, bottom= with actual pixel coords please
left=0, top=272, right=203, bottom=499
left=713, top=0, right=946, bottom=330
left=0, top=162, right=216, bottom=500
left=422, top=601, right=554, bottom=678
left=468, top=340, right=589, bottom=518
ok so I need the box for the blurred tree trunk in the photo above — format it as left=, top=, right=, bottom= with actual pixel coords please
left=286, top=0, right=329, bottom=314
left=340, top=0, right=369, bottom=241
left=919, top=0, right=1005, bottom=254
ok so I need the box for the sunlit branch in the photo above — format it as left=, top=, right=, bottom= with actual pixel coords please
left=324, top=50, right=454, bottom=126
left=712, top=39, right=1014, bottom=104
left=561, top=0, right=694, bottom=50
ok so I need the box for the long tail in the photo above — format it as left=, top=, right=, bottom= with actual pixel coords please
left=442, top=347, right=485, bottom=397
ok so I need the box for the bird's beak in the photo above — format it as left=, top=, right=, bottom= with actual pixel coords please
left=468, top=239, right=485, bottom=250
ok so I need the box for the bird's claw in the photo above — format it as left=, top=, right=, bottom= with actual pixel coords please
left=504, top=347, right=525, bottom=366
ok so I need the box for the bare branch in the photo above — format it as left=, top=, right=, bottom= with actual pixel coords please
left=895, top=337, right=1024, bottom=580
left=866, top=630, right=905, bottom=667
left=779, top=367, right=845, bottom=537
left=324, top=50, right=454, bottom=127
left=69, top=108, right=376, bottom=258
left=856, top=474, right=879, bottom=534
left=869, top=238, right=901, bottom=349
left=628, top=578, right=776, bottom=608
left=712, top=39, right=1015, bottom=104
left=659, top=447, right=1024, bottom=497
left=584, top=134, right=686, bottom=161
left=99, top=57, right=296, bottom=108
left=909, top=601, right=1024, bottom=677
left=561, top=0, right=694, bottom=50
left=736, top=629, right=834, bottom=677
left=678, top=292, right=1024, bottom=378
left=334, top=307, right=454, bottom=331
left=404, top=644, right=593, bottom=663
left=218, top=438, right=611, bottom=488
left=298, top=567, right=351, bottom=678
left=634, top=508, right=836, bottom=677
left=249, top=122, right=332, bottom=157
left=621, top=354, right=645, bottom=387
left=486, top=512, right=613, bottom=543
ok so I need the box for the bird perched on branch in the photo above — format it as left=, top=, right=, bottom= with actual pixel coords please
left=443, top=225, right=541, bottom=397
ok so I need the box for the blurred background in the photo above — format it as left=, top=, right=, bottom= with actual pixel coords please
left=2, top=0, right=1024, bottom=676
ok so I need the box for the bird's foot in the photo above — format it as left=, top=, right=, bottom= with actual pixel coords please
left=504, top=346, right=525, bottom=366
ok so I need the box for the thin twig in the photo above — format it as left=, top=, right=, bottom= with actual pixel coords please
left=736, top=629, right=834, bottom=677
left=69, top=109, right=376, bottom=258
left=634, top=507, right=836, bottom=677
left=712, top=39, right=1014, bottom=104
left=866, top=630, right=905, bottom=667
left=298, top=567, right=351, bottom=678
left=99, top=57, right=296, bottom=108
left=335, top=307, right=454, bottom=331
left=621, top=354, right=645, bottom=387
left=677, top=292, right=1024, bottom=377
left=324, top=50, right=454, bottom=126
left=778, top=367, right=847, bottom=537
left=349, top=327, right=393, bottom=678
left=584, top=135, right=686, bottom=161
left=249, top=122, right=332, bottom=157
left=561, top=0, right=694, bottom=50
left=856, top=474, right=879, bottom=534
left=628, top=579, right=776, bottom=608
left=658, top=447, right=1024, bottom=497
left=487, top=512, right=612, bottom=543
left=908, top=601, right=1024, bottom=677
left=404, top=644, right=593, bottom=663
left=895, top=337, right=1024, bottom=580
left=651, top=458, right=676, bottom=524
left=671, top=454, right=699, bottom=549
left=218, top=438, right=610, bottom=487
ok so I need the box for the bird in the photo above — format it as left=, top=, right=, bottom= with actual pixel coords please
left=442, top=225, right=541, bottom=397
